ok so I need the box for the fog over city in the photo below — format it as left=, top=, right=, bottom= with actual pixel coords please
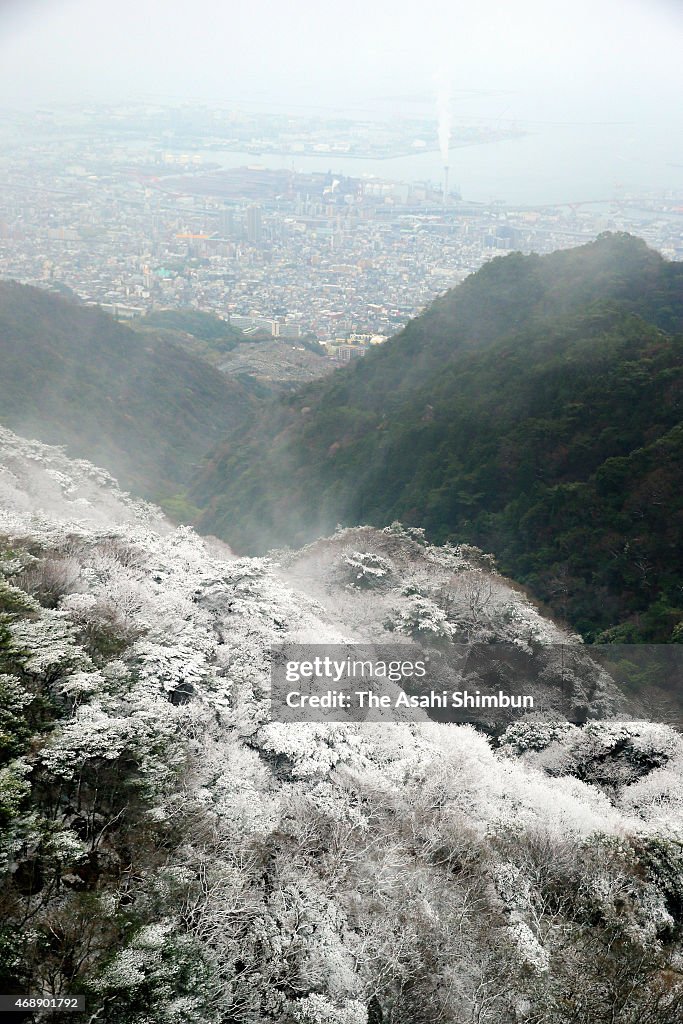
left=1, top=0, right=682, bottom=124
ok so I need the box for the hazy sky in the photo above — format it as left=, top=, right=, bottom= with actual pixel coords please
left=0, top=0, right=682, bottom=125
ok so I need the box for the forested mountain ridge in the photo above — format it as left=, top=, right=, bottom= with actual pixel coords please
left=0, top=281, right=255, bottom=505
left=3, top=427, right=683, bottom=1022
left=191, top=234, right=683, bottom=641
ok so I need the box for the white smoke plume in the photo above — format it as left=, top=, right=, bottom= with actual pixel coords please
left=436, top=72, right=451, bottom=164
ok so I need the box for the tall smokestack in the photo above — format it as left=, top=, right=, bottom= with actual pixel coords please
left=436, top=70, right=451, bottom=207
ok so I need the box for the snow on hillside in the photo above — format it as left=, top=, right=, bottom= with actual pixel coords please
left=0, top=425, right=168, bottom=534
left=2, top=425, right=683, bottom=1023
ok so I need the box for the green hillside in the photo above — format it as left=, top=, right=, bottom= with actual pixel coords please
left=133, top=307, right=247, bottom=360
left=192, top=234, right=683, bottom=641
left=0, top=282, right=254, bottom=504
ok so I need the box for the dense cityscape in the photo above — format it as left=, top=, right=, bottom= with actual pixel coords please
left=1, top=103, right=682, bottom=349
